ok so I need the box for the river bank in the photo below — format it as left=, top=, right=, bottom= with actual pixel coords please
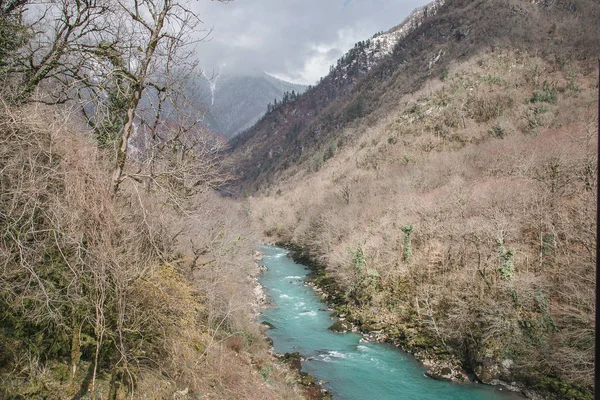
left=277, top=243, right=542, bottom=399
left=253, top=249, right=333, bottom=400
left=258, top=244, right=529, bottom=400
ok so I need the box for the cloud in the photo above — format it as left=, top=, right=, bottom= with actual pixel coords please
left=192, top=0, right=428, bottom=85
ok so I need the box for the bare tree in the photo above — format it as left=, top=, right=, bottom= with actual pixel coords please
left=106, top=0, right=223, bottom=194
left=0, top=0, right=111, bottom=102
left=0, top=0, right=226, bottom=195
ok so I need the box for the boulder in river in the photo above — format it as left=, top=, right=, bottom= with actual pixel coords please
left=261, top=321, right=276, bottom=329
left=328, top=319, right=353, bottom=333
left=278, top=351, right=303, bottom=371
left=424, top=361, right=468, bottom=383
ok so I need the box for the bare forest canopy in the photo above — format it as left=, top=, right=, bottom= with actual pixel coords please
left=0, top=1, right=306, bottom=399
left=227, top=0, right=599, bottom=399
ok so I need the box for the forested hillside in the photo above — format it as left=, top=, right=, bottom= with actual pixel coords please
left=228, top=0, right=598, bottom=193
left=229, top=0, right=599, bottom=398
left=227, top=0, right=446, bottom=188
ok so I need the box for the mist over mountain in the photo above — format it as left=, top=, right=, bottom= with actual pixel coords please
left=198, top=71, right=306, bottom=138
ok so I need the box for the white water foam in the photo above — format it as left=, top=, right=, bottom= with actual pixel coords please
left=369, top=357, right=381, bottom=365
left=300, top=310, right=317, bottom=317
left=328, top=351, right=347, bottom=359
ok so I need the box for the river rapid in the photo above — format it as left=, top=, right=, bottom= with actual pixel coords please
left=258, top=245, right=526, bottom=400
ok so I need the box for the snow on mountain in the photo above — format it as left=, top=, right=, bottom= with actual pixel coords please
left=370, top=0, right=445, bottom=63
left=331, top=0, right=445, bottom=83
left=199, top=71, right=306, bottom=139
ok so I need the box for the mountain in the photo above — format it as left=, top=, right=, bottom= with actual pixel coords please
left=227, top=0, right=599, bottom=398
left=198, top=71, right=306, bottom=138
left=227, top=0, right=448, bottom=187
left=228, top=0, right=598, bottom=190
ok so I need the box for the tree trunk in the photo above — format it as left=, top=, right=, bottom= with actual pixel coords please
left=111, top=3, right=169, bottom=194
left=112, top=87, right=142, bottom=193
left=70, top=318, right=83, bottom=379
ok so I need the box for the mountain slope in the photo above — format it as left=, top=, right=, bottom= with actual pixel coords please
left=199, top=72, right=306, bottom=138
left=228, top=0, right=598, bottom=191
left=228, top=0, right=599, bottom=398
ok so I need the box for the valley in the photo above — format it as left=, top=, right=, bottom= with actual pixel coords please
left=0, top=0, right=597, bottom=399
left=228, top=1, right=599, bottom=399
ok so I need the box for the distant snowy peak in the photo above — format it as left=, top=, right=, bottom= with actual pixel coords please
left=368, top=0, right=446, bottom=67
left=331, top=0, right=445, bottom=83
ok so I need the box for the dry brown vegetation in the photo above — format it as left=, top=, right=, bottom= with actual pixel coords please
left=246, top=51, right=597, bottom=398
left=0, top=102, right=304, bottom=399
left=228, top=0, right=600, bottom=194
left=0, top=0, right=310, bottom=398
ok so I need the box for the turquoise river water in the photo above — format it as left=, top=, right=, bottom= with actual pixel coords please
left=258, top=245, right=525, bottom=400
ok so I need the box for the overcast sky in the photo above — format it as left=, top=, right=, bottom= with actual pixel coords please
left=192, top=0, right=428, bottom=85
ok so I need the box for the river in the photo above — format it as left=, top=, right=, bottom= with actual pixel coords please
left=258, top=245, right=526, bottom=400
